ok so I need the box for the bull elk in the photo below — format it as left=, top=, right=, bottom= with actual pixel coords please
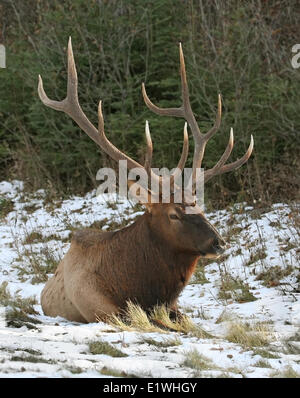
left=38, top=38, right=253, bottom=323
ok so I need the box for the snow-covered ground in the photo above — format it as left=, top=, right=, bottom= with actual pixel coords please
left=0, top=180, right=299, bottom=378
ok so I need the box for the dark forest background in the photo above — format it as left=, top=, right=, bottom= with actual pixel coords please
left=0, top=0, right=299, bottom=208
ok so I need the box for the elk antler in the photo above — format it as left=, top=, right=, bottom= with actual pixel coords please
left=38, top=37, right=188, bottom=195
left=142, top=43, right=254, bottom=191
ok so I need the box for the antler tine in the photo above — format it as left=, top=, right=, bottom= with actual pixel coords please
left=39, top=37, right=104, bottom=148
left=141, top=83, right=184, bottom=118
left=97, top=100, right=156, bottom=173
left=144, top=120, right=189, bottom=186
left=169, top=122, right=189, bottom=188
left=97, top=100, right=105, bottom=136
left=204, top=133, right=254, bottom=183
left=38, top=37, right=78, bottom=113
left=38, top=37, right=77, bottom=113
left=176, top=122, right=189, bottom=172
left=66, top=37, right=78, bottom=105
left=178, top=43, right=201, bottom=140
left=141, top=43, right=198, bottom=127
left=212, top=127, right=234, bottom=170
left=144, top=120, right=153, bottom=175
left=197, top=127, right=233, bottom=189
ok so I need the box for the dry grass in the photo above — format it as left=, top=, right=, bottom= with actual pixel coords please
left=108, top=302, right=160, bottom=333
left=0, top=197, right=14, bottom=218
left=182, top=349, right=218, bottom=375
left=254, top=359, right=272, bottom=368
left=100, top=366, right=140, bottom=378
left=252, top=348, right=280, bottom=359
left=218, top=274, right=257, bottom=303
left=0, top=281, right=38, bottom=313
left=22, top=231, right=44, bottom=245
left=89, top=340, right=128, bottom=358
left=244, top=248, right=267, bottom=267
left=140, top=335, right=182, bottom=349
left=270, top=366, right=300, bottom=378
left=10, top=355, right=57, bottom=364
left=255, top=265, right=294, bottom=287
left=0, top=281, right=40, bottom=329
left=14, top=245, right=60, bottom=284
left=107, top=301, right=212, bottom=338
left=225, top=320, right=273, bottom=349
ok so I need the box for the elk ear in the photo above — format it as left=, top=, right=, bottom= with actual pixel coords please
left=127, top=180, right=155, bottom=211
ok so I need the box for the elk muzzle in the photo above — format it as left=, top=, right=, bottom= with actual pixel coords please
left=210, top=236, right=226, bottom=256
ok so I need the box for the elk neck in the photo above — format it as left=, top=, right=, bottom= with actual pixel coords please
left=123, top=211, right=200, bottom=274
left=98, top=211, right=200, bottom=309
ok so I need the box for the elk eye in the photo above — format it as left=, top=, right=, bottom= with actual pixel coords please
left=169, top=214, right=179, bottom=220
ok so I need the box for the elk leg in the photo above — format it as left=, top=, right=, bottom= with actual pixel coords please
left=150, top=302, right=185, bottom=332
left=169, top=307, right=185, bottom=322
left=75, top=291, right=119, bottom=323
left=150, top=318, right=178, bottom=332
left=169, top=300, right=185, bottom=321
left=65, top=277, right=119, bottom=323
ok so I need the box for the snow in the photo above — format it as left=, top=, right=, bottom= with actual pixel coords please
left=0, top=180, right=299, bottom=378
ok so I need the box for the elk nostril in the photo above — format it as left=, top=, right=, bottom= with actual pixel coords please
left=213, top=238, right=226, bottom=254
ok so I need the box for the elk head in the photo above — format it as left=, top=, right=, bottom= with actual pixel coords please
left=38, top=38, right=253, bottom=261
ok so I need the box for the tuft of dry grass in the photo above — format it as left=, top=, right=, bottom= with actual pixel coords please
left=0, top=281, right=41, bottom=329
left=14, top=245, right=60, bottom=284
left=252, top=348, right=280, bottom=359
left=255, top=265, right=294, bottom=287
left=254, top=359, right=272, bottom=368
left=106, top=301, right=213, bottom=338
left=244, top=248, right=267, bottom=267
left=183, top=349, right=218, bottom=375
left=100, top=366, right=140, bottom=378
left=10, top=354, right=56, bottom=364
left=0, top=281, right=38, bottom=313
left=152, top=305, right=213, bottom=338
left=270, top=366, right=300, bottom=378
left=89, top=340, right=128, bottom=357
left=0, top=197, right=14, bottom=218
left=107, top=301, right=160, bottom=333
left=140, top=335, right=182, bottom=349
left=225, top=320, right=273, bottom=349
left=22, top=231, right=44, bottom=245
left=0, top=281, right=11, bottom=304
left=218, top=274, right=257, bottom=303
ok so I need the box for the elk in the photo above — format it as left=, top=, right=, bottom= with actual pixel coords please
left=38, top=38, right=253, bottom=323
